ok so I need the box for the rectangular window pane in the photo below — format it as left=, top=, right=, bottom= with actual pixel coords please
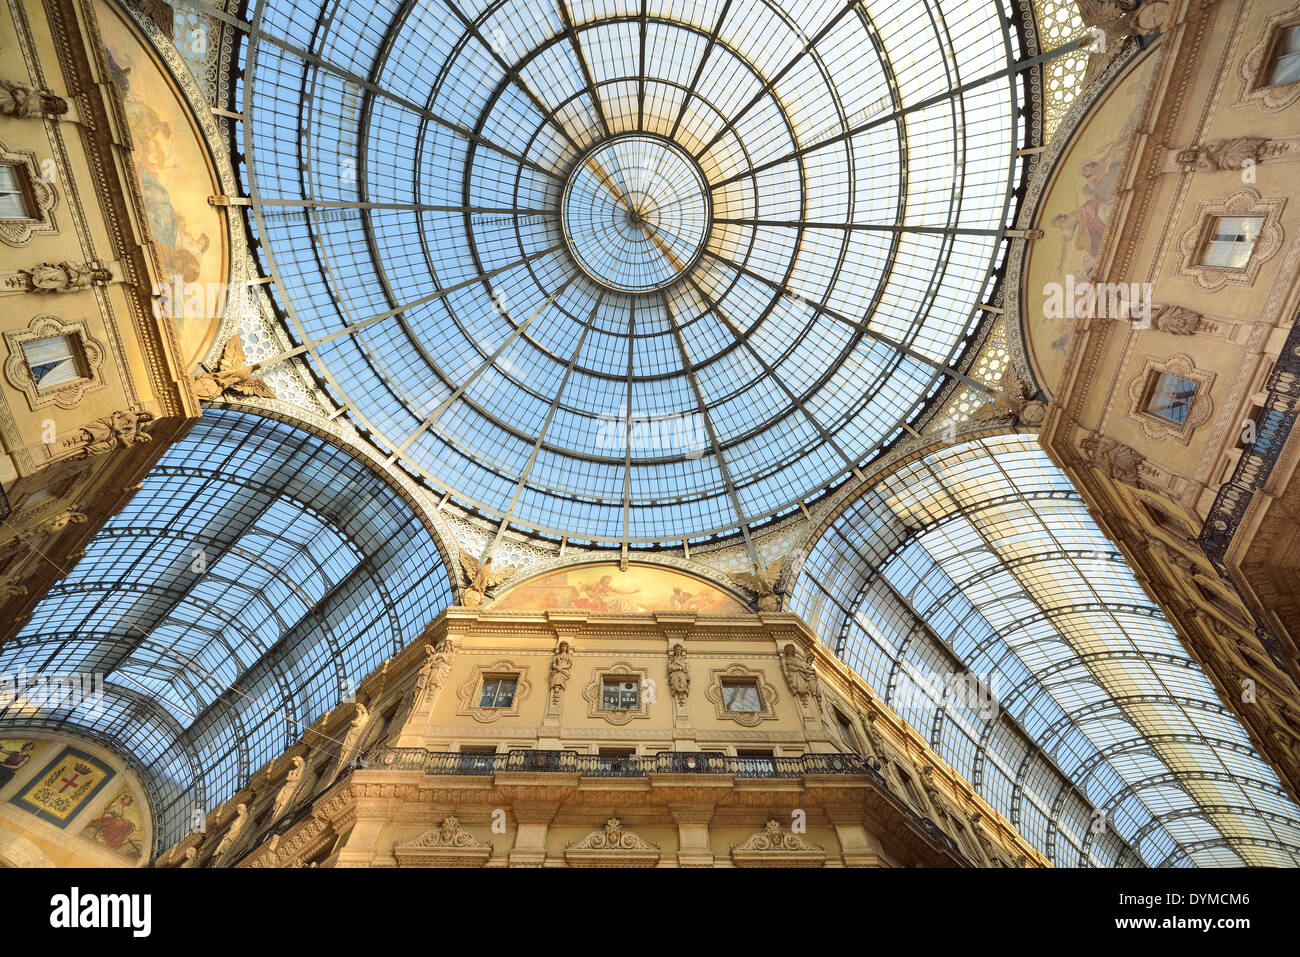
left=1145, top=373, right=1197, bottom=425
left=722, top=680, right=761, bottom=712
left=0, top=164, right=31, bottom=219
left=1269, top=26, right=1300, bottom=85
left=24, top=335, right=84, bottom=390
left=601, top=678, right=638, bottom=710
left=1202, top=216, right=1264, bottom=268
left=479, top=676, right=516, bottom=707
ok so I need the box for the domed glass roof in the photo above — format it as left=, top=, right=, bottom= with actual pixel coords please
left=241, top=0, right=1031, bottom=543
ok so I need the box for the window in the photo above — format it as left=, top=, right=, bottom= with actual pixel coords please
left=366, top=704, right=399, bottom=748
left=1201, top=216, right=1264, bottom=268
left=1144, top=372, right=1198, bottom=426
left=22, top=335, right=86, bottom=391
left=0, top=163, right=33, bottom=219
left=950, top=819, right=978, bottom=860
left=600, top=677, right=639, bottom=711
left=478, top=676, right=517, bottom=709
left=1268, top=25, right=1300, bottom=85
left=834, top=709, right=858, bottom=751
left=721, top=679, right=762, bottom=712
left=896, top=768, right=925, bottom=809
left=1195, top=581, right=1249, bottom=626
left=1143, top=502, right=1189, bottom=538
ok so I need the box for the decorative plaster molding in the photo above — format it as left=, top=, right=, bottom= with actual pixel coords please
left=1125, top=353, right=1214, bottom=443
left=1235, top=3, right=1300, bottom=112
left=394, top=816, right=492, bottom=867
left=0, top=139, right=58, bottom=246
left=730, top=820, right=825, bottom=867
left=564, top=817, right=660, bottom=867
left=3, top=314, right=105, bottom=410
left=703, top=663, right=779, bottom=727
left=454, top=660, right=533, bottom=724
left=581, top=662, right=651, bottom=725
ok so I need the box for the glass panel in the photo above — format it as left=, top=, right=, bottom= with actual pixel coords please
left=0, top=163, right=31, bottom=219
left=722, top=680, right=761, bottom=712
left=480, top=676, right=517, bottom=708
left=789, top=433, right=1300, bottom=867
left=1268, top=26, right=1300, bottom=85
left=0, top=408, right=454, bottom=851
left=601, top=677, right=639, bottom=710
left=1201, top=216, right=1264, bottom=268
left=1145, top=373, right=1197, bottom=425
left=23, top=335, right=84, bottom=390
left=235, top=0, right=1033, bottom=542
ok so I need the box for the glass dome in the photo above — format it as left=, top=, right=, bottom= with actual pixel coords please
left=241, top=0, right=1031, bottom=543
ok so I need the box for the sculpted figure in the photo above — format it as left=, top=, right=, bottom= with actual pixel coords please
left=971, top=366, right=1047, bottom=426
left=414, top=638, right=453, bottom=707
left=458, top=552, right=516, bottom=607
left=1181, top=137, right=1269, bottom=172
left=1149, top=305, right=1203, bottom=335
left=272, top=756, right=306, bottom=818
left=192, top=337, right=276, bottom=401
left=61, top=409, right=154, bottom=458
left=38, top=509, right=87, bottom=535
left=0, top=81, right=67, bottom=118
left=731, top=558, right=785, bottom=612
left=1080, top=433, right=1146, bottom=489
left=212, top=804, right=248, bottom=861
left=781, top=643, right=821, bottom=703
left=549, top=641, right=573, bottom=703
left=19, top=261, right=112, bottom=293
left=667, top=643, right=690, bottom=699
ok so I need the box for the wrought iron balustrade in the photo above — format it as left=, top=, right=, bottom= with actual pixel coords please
left=361, top=746, right=884, bottom=784
left=347, top=746, right=967, bottom=861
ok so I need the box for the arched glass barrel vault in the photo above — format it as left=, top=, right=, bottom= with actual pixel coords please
left=789, top=433, right=1300, bottom=867
left=0, top=409, right=453, bottom=850
left=233, top=0, right=1051, bottom=546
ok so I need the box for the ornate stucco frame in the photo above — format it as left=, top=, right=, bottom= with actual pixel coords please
left=1175, top=188, right=1285, bottom=292
left=3, top=314, right=106, bottom=410
left=0, top=140, right=59, bottom=246
left=1126, top=353, right=1214, bottom=444
left=704, top=663, right=779, bottom=727
left=1234, top=2, right=1300, bottom=112
left=455, top=660, right=533, bottom=724
left=581, top=662, right=651, bottom=726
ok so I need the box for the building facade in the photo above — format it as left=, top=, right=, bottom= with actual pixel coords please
left=157, top=576, right=1046, bottom=868
left=1018, top=0, right=1300, bottom=800
left=0, top=0, right=202, bottom=638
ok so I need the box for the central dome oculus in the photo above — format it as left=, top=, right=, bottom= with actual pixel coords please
left=561, top=134, right=712, bottom=293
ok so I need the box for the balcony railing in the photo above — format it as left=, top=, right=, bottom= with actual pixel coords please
left=326, top=746, right=966, bottom=862
left=1198, top=311, right=1300, bottom=677
left=361, top=746, right=884, bottom=782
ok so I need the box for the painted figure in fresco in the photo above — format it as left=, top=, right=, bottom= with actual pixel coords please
left=0, top=741, right=35, bottom=789
left=572, top=575, right=642, bottom=613
left=670, top=587, right=698, bottom=611
left=84, top=792, right=140, bottom=856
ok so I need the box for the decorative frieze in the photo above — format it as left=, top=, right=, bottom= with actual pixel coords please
left=394, top=816, right=493, bottom=867
left=564, top=817, right=660, bottom=867
left=730, top=819, right=825, bottom=867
